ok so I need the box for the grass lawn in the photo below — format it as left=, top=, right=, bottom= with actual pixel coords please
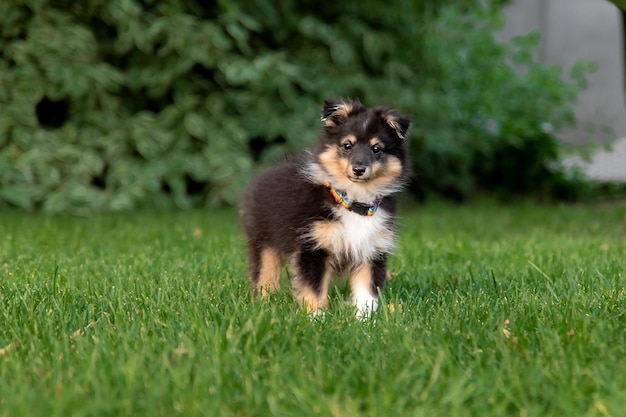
left=1, top=201, right=625, bottom=416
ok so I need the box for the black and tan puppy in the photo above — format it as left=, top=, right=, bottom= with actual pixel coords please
left=239, top=98, right=411, bottom=318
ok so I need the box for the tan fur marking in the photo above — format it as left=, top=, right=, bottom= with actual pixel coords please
left=334, top=103, right=354, bottom=119
left=308, top=220, right=341, bottom=252
left=369, top=137, right=382, bottom=147
left=370, top=155, right=402, bottom=184
left=292, top=264, right=332, bottom=313
left=384, top=114, right=406, bottom=140
left=319, top=146, right=350, bottom=181
left=352, top=263, right=372, bottom=282
left=343, top=134, right=357, bottom=145
left=257, top=248, right=281, bottom=297
left=294, top=286, right=328, bottom=313
left=351, top=263, right=379, bottom=318
left=351, top=263, right=374, bottom=297
left=322, top=102, right=354, bottom=127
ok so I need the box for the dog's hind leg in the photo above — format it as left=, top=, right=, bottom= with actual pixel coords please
left=249, top=247, right=282, bottom=298
left=292, top=249, right=332, bottom=314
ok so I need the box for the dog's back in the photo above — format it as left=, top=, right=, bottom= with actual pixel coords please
left=239, top=160, right=332, bottom=262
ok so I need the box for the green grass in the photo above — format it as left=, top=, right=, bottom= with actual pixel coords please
left=1, top=201, right=625, bottom=417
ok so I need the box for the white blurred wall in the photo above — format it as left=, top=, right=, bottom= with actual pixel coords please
left=500, top=0, right=626, bottom=144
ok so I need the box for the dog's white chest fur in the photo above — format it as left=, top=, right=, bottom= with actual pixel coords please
left=308, top=208, right=395, bottom=264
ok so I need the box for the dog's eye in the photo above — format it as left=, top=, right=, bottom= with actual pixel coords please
left=342, top=142, right=353, bottom=151
left=371, top=144, right=383, bottom=154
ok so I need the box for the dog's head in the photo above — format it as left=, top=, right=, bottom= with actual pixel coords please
left=314, top=98, right=411, bottom=195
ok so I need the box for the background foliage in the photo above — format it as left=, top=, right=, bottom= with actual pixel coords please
left=0, top=0, right=592, bottom=212
left=408, top=7, right=595, bottom=201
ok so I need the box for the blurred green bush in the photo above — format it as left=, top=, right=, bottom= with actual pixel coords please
left=408, top=6, right=596, bottom=201
left=0, top=0, right=592, bottom=212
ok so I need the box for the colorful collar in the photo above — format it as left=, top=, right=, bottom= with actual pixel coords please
left=323, top=181, right=381, bottom=216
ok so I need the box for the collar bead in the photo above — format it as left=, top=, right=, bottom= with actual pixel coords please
left=323, top=181, right=380, bottom=216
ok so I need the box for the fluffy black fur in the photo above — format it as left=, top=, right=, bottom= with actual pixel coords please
left=239, top=98, right=411, bottom=317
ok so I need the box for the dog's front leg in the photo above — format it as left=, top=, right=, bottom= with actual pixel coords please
left=351, top=257, right=387, bottom=319
left=292, top=248, right=332, bottom=314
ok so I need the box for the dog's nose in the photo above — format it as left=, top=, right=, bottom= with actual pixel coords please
left=352, top=165, right=366, bottom=177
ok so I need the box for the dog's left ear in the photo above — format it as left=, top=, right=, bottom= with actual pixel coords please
left=321, top=98, right=359, bottom=127
left=382, top=110, right=411, bottom=141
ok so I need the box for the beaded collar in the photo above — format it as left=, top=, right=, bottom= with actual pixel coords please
left=323, top=181, right=381, bottom=217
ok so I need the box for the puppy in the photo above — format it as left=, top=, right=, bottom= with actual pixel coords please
left=239, top=98, right=411, bottom=318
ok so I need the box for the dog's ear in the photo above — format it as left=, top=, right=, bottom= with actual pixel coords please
left=382, top=109, right=410, bottom=141
left=321, top=98, right=358, bottom=127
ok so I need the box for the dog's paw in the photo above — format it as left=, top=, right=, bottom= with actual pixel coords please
left=308, top=309, right=328, bottom=322
left=354, top=298, right=378, bottom=321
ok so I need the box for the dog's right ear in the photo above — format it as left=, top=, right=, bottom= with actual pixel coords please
left=321, top=98, right=358, bottom=127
